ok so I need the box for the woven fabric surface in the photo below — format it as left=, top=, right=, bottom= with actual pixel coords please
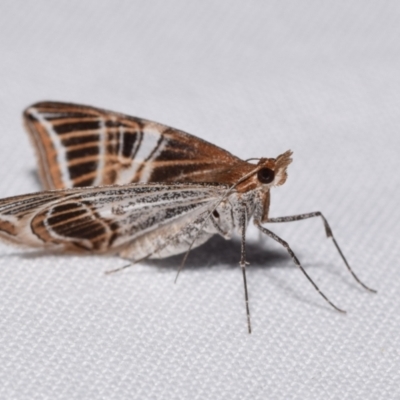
left=0, top=1, right=399, bottom=399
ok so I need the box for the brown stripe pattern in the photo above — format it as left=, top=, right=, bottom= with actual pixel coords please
left=23, top=101, right=257, bottom=191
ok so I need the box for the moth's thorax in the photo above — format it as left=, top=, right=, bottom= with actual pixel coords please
left=214, top=186, right=264, bottom=237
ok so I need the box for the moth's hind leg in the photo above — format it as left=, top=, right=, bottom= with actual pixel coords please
left=105, top=254, right=151, bottom=275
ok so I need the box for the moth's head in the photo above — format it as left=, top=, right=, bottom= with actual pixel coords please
left=255, top=150, right=293, bottom=188
left=231, top=150, right=293, bottom=193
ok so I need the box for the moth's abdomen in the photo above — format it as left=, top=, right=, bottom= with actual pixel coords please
left=118, top=197, right=239, bottom=261
left=118, top=215, right=214, bottom=261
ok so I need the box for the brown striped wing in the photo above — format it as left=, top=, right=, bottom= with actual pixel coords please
left=24, top=102, right=252, bottom=190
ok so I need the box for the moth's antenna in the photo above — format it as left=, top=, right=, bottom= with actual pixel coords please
left=245, top=157, right=261, bottom=163
left=175, top=165, right=262, bottom=284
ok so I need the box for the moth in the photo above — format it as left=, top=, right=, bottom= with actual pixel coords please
left=0, top=102, right=375, bottom=332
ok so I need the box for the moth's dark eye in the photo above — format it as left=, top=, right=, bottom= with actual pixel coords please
left=257, top=168, right=275, bottom=184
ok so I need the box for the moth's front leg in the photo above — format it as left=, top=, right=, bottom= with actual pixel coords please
left=264, top=211, right=331, bottom=237
left=263, top=212, right=376, bottom=293
left=253, top=218, right=346, bottom=313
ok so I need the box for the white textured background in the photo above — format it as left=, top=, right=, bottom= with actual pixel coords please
left=0, top=1, right=399, bottom=399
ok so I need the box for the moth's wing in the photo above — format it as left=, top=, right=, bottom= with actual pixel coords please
left=24, top=102, right=250, bottom=190
left=0, top=183, right=222, bottom=255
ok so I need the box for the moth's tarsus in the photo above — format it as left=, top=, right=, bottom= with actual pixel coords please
left=175, top=243, right=192, bottom=284
left=240, top=206, right=252, bottom=334
left=330, top=236, right=377, bottom=293
left=105, top=263, right=132, bottom=275
left=105, top=255, right=149, bottom=275
left=241, top=262, right=252, bottom=334
left=174, top=262, right=184, bottom=284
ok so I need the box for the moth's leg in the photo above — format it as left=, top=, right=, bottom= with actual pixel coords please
left=105, top=255, right=151, bottom=275
left=176, top=209, right=231, bottom=283
left=265, top=212, right=376, bottom=293
left=175, top=216, right=209, bottom=284
left=254, top=220, right=346, bottom=314
left=240, top=205, right=252, bottom=334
